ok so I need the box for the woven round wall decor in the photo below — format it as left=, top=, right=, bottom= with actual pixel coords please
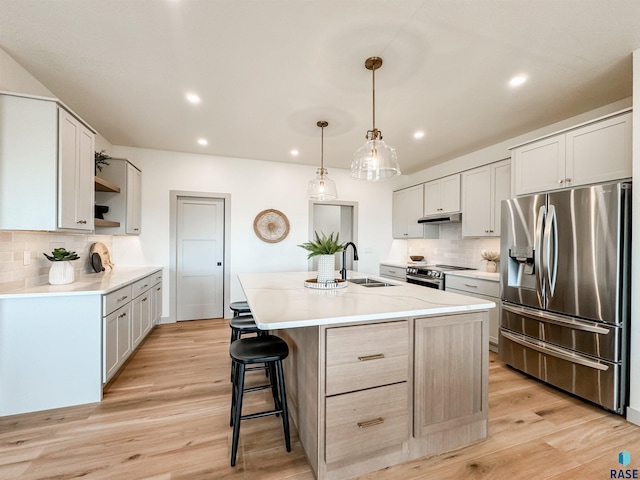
left=253, top=209, right=290, bottom=243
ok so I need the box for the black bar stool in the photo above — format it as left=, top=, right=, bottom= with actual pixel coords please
left=230, top=301, right=251, bottom=317
left=229, top=334, right=291, bottom=467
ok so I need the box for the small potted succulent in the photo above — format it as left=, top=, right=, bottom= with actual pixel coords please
left=44, top=248, right=80, bottom=285
left=298, top=231, right=345, bottom=283
left=481, top=250, right=500, bottom=273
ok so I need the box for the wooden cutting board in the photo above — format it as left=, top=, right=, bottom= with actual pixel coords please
left=89, top=242, right=114, bottom=271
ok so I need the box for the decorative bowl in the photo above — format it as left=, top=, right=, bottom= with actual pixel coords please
left=410, top=255, right=424, bottom=261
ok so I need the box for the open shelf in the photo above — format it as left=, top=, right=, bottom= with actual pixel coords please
left=94, top=218, right=120, bottom=228
left=94, top=176, right=121, bottom=193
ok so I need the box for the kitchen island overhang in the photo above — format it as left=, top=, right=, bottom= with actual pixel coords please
left=238, top=271, right=494, bottom=480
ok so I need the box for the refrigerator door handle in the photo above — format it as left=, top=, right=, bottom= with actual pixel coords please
left=535, top=205, right=546, bottom=295
left=544, top=204, right=558, bottom=295
left=501, top=330, right=609, bottom=371
left=502, top=303, right=611, bottom=335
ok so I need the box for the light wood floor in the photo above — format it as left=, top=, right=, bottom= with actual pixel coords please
left=1, top=320, right=639, bottom=480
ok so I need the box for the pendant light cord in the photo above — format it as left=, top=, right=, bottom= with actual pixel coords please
left=372, top=64, right=376, bottom=134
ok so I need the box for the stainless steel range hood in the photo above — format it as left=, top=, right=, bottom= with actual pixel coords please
left=417, top=212, right=462, bottom=224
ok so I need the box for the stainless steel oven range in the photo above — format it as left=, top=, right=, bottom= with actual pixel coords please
left=406, top=265, right=475, bottom=289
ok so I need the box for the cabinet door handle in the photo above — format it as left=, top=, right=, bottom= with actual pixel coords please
left=557, top=179, right=564, bottom=184
left=134, top=228, right=140, bottom=231
left=117, top=312, right=127, bottom=319
left=565, top=177, right=571, bottom=183
left=77, top=220, right=87, bottom=224
left=142, top=284, right=149, bottom=289
left=464, top=284, right=478, bottom=288
left=357, top=417, right=384, bottom=429
left=156, top=287, right=161, bottom=291
left=142, top=297, right=148, bottom=302
left=117, top=295, right=128, bottom=302
left=358, top=353, right=385, bottom=361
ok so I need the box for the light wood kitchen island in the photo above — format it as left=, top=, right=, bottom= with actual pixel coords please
left=238, top=271, right=495, bottom=480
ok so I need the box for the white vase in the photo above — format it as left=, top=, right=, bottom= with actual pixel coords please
left=486, top=261, right=497, bottom=273
left=316, top=254, right=336, bottom=283
left=49, top=261, right=75, bottom=285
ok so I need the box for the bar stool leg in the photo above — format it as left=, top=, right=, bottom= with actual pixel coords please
left=230, top=363, right=245, bottom=466
left=276, top=360, right=291, bottom=452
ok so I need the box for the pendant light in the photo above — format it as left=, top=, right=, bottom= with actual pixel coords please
left=351, top=56, right=401, bottom=181
left=307, top=120, right=338, bottom=200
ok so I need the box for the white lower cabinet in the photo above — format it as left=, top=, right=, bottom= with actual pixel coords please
left=103, top=270, right=162, bottom=383
left=445, top=275, right=499, bottom=351
left=379, top=264, right=407, bottom=282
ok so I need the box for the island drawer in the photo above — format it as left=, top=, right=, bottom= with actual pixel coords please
left=132, top=274, right=154, bottom=299
left=103, top=285, right=133, bottom=316
left=325, top=320, right=408, bottom=396
left=325, top=382, right=408, bottom=463
left=445, top=275, right=499, bottom=298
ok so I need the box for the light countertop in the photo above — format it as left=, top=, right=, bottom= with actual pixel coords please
left=0, top=266, right=162, bottom=299
left=445, top=270, right=500, bottom=282
left=239, top=271, right=495, bottom=330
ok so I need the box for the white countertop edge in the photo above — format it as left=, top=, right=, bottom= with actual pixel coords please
left=0, top=266, right=162, bottom=299
left=255, top=301, right=496, bottom=330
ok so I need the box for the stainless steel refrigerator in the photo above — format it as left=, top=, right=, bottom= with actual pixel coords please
left=499, top=181, right=631, bottom=413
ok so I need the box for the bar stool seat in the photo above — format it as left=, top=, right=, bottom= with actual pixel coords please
left=229, top=334, right=291, bottom=466
left=229, top=315, right=260, bottom=343
left=230, top=301, right=251, bottom=317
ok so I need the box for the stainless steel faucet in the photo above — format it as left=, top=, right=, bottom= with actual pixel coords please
left=340, top=242, right=359, bottom=280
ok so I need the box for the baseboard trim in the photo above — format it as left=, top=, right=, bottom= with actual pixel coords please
left=626, top=406, right=640, bottom=426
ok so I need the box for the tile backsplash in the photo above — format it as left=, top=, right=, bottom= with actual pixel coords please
left=406, top=223, right=501, bottom=270
left=0, top=231, right=114, bottom=292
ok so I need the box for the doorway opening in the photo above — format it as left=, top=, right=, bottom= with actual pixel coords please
left=309, top=201, right=358, bottom=273
left=170, top=191, right=231, bottom=322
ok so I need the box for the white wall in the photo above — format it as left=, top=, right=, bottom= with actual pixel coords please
left=627, top=49, right=640, bottom=426
left=110, top=146, right=397, bottom=319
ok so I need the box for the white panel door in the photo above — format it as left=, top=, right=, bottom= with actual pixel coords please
left=177, top=197, right=224, bottom=320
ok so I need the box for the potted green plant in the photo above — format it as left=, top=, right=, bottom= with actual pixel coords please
left=95, top=150, right=111, bottom=173
left=44, top=248, right=80, bottom=285
left=298, top=231, right=345, bottom=283
left=481, top=250, right=500, bottom=273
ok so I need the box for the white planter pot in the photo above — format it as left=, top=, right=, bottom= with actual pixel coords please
left=49, top=261, right=75, bottom=285
left=316, top=254, right=336, bottom=283
left=485, top=261, right=497, bottom=273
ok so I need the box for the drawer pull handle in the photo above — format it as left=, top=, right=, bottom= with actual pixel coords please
left=117, top=295, right=129, bottom=302
left=464, top=284, right=478, bottom=288
left=358, top=353, right=385, bottom=361
left=357, top=417, right=384, bottom=429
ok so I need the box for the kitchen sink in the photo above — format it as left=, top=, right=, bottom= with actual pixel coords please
left=348, top=278, right=397, bottom=287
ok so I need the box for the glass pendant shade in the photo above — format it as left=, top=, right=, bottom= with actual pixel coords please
left=308, top=168, right=338, bottom=200
left=351, top=137, right=400, bottom=181
left=307, top=120, right=338, bottom=200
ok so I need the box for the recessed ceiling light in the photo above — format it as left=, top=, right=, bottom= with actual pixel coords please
left=413, top=131, right=425, bottom=139
left=197, top=138, right=208, bottom=146
left=290, top=149, right=299, bottom=156
left=509, top=75, right=527, bottom=88
left=186, top=93, right=201, bottom=104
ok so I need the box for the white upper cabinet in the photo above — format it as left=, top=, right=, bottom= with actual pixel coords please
left=392, top=185, right=424, bottom=239
left=512, top=110, right=631, bottom=195
left=461, top=159, right=511, bottom=237
left=0, top=93, right=95, bottom=231
left=423, top=174, right=460, bottom=216
left=95, top=158, right=142, bottom=235
left=58, top=108, right=95, bottom=230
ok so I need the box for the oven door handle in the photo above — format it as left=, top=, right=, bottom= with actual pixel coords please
left=406, top=275, right=441, bottom=285
left=501, top=330, right=609, bottom=371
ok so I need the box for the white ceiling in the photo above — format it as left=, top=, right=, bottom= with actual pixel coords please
left=1, top=0, right=639, bottom=174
